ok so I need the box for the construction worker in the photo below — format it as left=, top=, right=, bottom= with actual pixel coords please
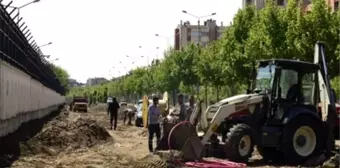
left=185, top=95, right=195, bottom=121
left=147, top=96, right=161, bottom=153
left=177, top=93, right=187, bottom=121
left=123, top=108, right=135, bottom=125
left=107, top=97, right=120, bottom=130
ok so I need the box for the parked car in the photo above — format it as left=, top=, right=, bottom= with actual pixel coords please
left=120, top=101, right=128, bottom=107
left=135, top=100, right=143, bottom=127
left=107, top=97, right=113, bottom=103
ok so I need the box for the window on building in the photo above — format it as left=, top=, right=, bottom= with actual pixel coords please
left=201, top=41, right=209, bottom=46
left=246, top=0, right=253, bottom=5
left=277, top=0, right=285, bottom=6
left=335, top=1, right=339, bottom=11
left=201, top=32, right=209, bottom=37
left=217, top=32, right=222, bottom=38
left=187, top=28, right=192, bottom=42
left=191, top=31, right=200, bottom=37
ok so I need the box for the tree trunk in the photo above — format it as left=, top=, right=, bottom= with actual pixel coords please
left=216, top=86, right=220, bottom=101
left=204, top=84, right=208, bottom=107
left=172, top=89, right=176, bottom=106
left=230, top=84, right=236, bottom=96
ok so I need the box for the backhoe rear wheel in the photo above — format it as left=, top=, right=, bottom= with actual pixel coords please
left=225, top=123, right=255, bottom=162
left=282, top=116, right=323, bottom=164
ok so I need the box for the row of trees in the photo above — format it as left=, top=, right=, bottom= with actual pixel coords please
left=68, top=0, right=340, bottom=105
left=51, top=64, right=70, bottom=93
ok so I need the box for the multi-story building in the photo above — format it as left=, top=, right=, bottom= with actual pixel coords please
left=327, top=0, right=339, bottom=11
left=69, top=79, right=78, bottom=87
left=242, top=0, right=266, bottom=9
left=69, top=79, right=85, bottom=87
left=242, top=0, right=338, bottom=11
left=86, top=77, right=107, bottom=86
left=174, top=19, right=227, bottom=50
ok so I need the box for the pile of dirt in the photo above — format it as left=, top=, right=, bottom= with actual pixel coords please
left=20, top=117, right=112, bottom=156
left=137, top=129, right=148, bottom=137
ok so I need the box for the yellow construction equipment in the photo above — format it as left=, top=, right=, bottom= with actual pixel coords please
left=142, top=92, right=169, bottom=128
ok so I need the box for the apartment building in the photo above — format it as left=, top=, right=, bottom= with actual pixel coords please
left=243, top=0, right=339, bottom=11
left=327, top=0, right=339, bottom=11
left=242, top=0, right=266, bottom=9
left=174, top=19, right=227, bottom=50
left=86, top=77, right=107, bottom=86
left=69, top=79, right=85, bottom=87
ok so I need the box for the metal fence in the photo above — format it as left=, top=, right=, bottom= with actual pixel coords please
left=0, top=0, right=64, bottom=95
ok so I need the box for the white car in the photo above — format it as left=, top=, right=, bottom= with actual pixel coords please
left=107, top=97, right=113, bottom=103
left=135, top=100, right=143, bottom=127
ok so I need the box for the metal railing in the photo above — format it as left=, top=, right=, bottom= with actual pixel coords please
left=0, top=0, right=65, bottom=95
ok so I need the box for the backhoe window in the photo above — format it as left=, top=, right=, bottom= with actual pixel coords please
left=255, top=65, right=275, bottom=92
left=301, top=73, right=315, bottom=105
left=278, top=69, right=298, bottom=99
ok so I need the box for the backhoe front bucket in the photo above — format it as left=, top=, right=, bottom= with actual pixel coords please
left=156, top=119, right=204, bottom=161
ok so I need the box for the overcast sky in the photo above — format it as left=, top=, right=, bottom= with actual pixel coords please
left=4, top=0, right=242, bottom=83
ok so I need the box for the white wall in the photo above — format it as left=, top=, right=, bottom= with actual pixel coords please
left=0, top=61, right=65, bottom=121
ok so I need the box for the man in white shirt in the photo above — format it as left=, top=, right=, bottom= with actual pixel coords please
left=147, top=96, right=161, bottom=152
left=186, top=95, right=196, bottom=121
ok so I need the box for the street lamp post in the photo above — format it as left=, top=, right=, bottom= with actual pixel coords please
left=155, top=34, right=171, bottom=47
left=8, top=0, right=40, bottom=23
left=155, top=32, right=181, bottom=48
left=139, top=46, right=159, bottom=66
left=182, top=10, right=216, bottom=104
left=182, top=10, right=216, bottom=47
left=50, top=58, right=59, bottom=62
left=156, top=47, right=159, bottom=60
left=39, top=42, right=52, bottom=48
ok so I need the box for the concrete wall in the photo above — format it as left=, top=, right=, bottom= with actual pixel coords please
left=0, top=61, right=65, bottom=137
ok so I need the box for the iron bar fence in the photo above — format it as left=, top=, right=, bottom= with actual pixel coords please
left=0, top=0, right=65, bottom=95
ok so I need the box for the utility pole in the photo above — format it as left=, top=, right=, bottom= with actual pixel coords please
left=7, top=0, right=40, bottom=23
left=182, top=10, right=216, bottom=106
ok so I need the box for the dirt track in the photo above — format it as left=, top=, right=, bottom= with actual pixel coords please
left=9, top=106, right=340, bottom=168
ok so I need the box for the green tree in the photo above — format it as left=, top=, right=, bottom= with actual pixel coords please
left=67, top=0, right=340, bottom=105
left=51, top=64, right=70, bottom=92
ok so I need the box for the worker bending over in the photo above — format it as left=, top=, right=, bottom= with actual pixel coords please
left=123, top=108, right=135, bottom=125
left=147, top=96, right=161, bottom=153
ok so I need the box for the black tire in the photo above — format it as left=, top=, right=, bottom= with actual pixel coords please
left=225, top=123, right=256, bottom=162
left=135, top=118, right=142, bottom=127
left=256, top=146, right=283, bottom=162
left=135, top=119, right=139, bottom=127
left=281, top=115, right=323, bottom=164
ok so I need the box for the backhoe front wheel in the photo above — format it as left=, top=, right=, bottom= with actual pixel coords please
left=282, top=116, right=323, bottom=164
left=225, top=123, right=256, bottom=162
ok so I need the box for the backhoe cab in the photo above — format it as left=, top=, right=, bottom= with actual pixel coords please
left=158, top=42, right=337, bottom=164
left=247, top=59, right=333, bottom=163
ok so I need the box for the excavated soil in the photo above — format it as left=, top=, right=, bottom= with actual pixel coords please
left=10, top=105, right=340, bottom=168
left=19, top=111, right=112, bottom=157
